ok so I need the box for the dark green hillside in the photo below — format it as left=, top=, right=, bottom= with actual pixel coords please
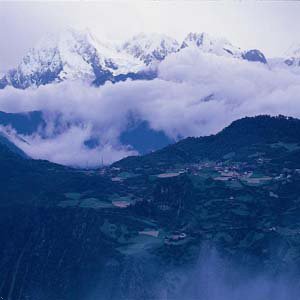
left=114, top=115, right=300, bottom=170
left=0, top=141, right=115, bottom=206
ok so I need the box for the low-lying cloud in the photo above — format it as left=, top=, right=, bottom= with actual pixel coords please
left=159, top=247, right=300, bottom=300
left=86, top=245, right=300, bottom=300
left=1, top=47, right=300, bottom=167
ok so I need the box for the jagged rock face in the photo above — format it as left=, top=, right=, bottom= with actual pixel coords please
left=242, top=49, right=267, bottom=64
left=0, top=75, right=9, bottom=89
left=4, top=44, right=63, bottom=89
left=121, top=33, right=180, bottom=65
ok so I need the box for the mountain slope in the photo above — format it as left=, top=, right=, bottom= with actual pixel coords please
left=0, top=140, right=114, bottom=205
left=0, top=133, right=28, bottom=158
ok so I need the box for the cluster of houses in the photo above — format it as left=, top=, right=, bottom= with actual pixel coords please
left=164, top=232, right=187, bottom=245
left=188, top=161, right=300, bottom=185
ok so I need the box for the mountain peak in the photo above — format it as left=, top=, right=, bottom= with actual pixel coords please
left=220, top=115, right=300, bottom=138
left=121, top=33, right=179, bottom=65
left=181, top=32, right=243, bottom=59
left=182, top=32, right=228, bottom=47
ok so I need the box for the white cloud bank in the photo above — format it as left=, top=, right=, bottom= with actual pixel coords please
left=1, top=47, right=300, bottom=167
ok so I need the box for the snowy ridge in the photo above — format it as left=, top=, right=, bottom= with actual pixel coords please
left=121, top=33, right=180, bottom=65
left=0, top=29, right=273, bottom=89
left=284, top=43, right=300, bottom=67
left=181, top=32, right=267, bottom=64
left=181, top=32, right=242, bottom=58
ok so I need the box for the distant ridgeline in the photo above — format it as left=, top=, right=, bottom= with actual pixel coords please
left=0, top=110, right=173, bottom=156
left=114, top=115, right=300, bottom=170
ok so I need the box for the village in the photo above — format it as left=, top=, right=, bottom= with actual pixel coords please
left=99, top=155, right=300, bottom=202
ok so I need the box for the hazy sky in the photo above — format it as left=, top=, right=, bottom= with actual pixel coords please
left=1, top=1, right=300, bottom=71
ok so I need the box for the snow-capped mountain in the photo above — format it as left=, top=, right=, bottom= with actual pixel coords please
left=0, top=28, right=147, bottom=89
left=121, top=33, right=180, bottom=65
left=0, top=29, right=270, bottom=90
left=181, top=32, right=267, bottom=64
